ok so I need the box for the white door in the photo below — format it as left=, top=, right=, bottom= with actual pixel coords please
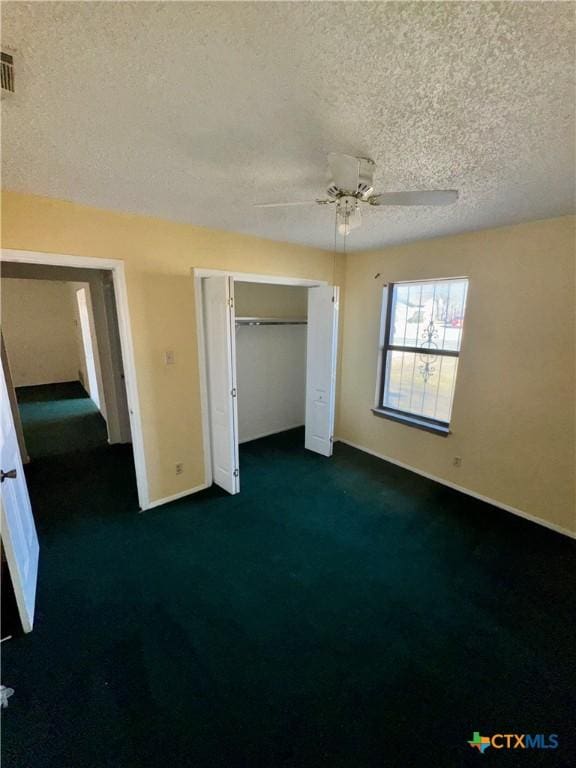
left=305, top=286, right=339, bottom=457
left=76, top=287, right=100, bottom=409
left=103, top=275, right=132, bottom=443
left=0, top=358, right=39, bottom=633
left=203, top=276, right=240, bottom=494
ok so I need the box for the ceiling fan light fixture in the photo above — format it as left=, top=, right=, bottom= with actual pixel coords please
left=337, top=217, right=351, bottom=236
left=336, top=196, right=361, bottom=236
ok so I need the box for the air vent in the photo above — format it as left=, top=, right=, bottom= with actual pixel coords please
left=1, top=51, right=15, bottom=95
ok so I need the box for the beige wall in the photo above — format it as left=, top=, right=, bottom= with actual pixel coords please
left=235, top=282, right=308, bottom=318
left=338, top=216, right=576, bottom=534
left=1, top=191, right=343, bottom=504
left=1, top=277, right=81, bottom=387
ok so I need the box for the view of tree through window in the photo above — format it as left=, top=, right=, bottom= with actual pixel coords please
left=381, top=278, right=469, bottom=426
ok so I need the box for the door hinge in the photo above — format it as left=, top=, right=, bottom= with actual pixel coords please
left=233, top=468, right=239, bottom=477
left=231, top=387, right=237, bottom=398
left=228, top=297, right=234, bottom=308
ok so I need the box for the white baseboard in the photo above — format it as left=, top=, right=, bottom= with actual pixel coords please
left=335, top=437, right=576, bottom=540
left=144, top=483, right=209, bottom=511
left=239, top=423, right=305, bottom=445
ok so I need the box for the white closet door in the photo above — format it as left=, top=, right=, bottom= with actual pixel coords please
left=305, top=286, right=339, bottom=457
left=203, top=276, right=240, bottom=494
left=1, top=356, right=39, bottom=633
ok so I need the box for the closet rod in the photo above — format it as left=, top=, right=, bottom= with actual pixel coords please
left=235, top=317, right=307, bottom=327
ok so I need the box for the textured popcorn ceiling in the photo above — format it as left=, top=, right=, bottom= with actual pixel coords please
left=2, top=1, right=574, bottom=251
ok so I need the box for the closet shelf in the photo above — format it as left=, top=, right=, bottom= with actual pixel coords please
left=235, top=316, right=307, bottom=327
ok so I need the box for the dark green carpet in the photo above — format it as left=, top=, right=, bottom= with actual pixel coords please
left=3, top=383, right=575, bottom=767
left=16, top=381, right=108, bottom=457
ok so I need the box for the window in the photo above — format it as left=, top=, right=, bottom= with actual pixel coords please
left=375, top=277, right=469, bottom=434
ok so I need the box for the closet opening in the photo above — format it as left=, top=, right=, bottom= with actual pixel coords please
left=235, top=282, right=308, bottom=447
left=195, top=270, right=339, bottom=495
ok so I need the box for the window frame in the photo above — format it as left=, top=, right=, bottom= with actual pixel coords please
left=373, top=277, right=468, bottom=435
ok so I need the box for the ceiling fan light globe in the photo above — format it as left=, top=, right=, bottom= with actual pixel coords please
left=337, top=220, right=351, bottom=236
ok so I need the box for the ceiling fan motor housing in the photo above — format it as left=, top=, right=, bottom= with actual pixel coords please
left=327, top=157, right=375, bottom=199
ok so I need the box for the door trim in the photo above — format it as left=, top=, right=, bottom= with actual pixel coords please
left=193, top=268, right=327, bottom=287
left=1, top=248, right=149, bottom=510
left=193, top=268, right=328, bottom=488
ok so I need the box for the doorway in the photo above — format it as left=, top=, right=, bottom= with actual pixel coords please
left=235, top=282, right=308, bottom=445
left=1, top=249, right=148, bottom=635
left=1, top=249, right=147, bottom=508
left=195, top=270, right=339, bottom=495
left=1, top=265, right=133, bottom=455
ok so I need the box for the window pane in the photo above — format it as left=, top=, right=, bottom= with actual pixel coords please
left=383, top=350, right=459, bottom=423
left=390, top=279, right=468, bottom=352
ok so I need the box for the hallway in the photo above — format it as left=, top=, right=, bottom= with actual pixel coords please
left=2, top=384, right=575, bottom=767
left=14, top=382, right=138, bottom=525
left=17, top=382, right=111, bottom=459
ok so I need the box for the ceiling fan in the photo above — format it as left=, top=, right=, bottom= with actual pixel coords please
left=254, top=153, right=458, bottom=236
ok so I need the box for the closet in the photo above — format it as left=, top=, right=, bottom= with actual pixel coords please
left=235, top=283, right=308, bottom=444
left=199, top=272, right=339, bottom=495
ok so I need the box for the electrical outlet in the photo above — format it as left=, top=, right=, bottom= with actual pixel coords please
left=175, top=462, right=183, bottom=475
left=453, top=456, right=462, bottom=468
left=165, top=350, right=175, bottom=365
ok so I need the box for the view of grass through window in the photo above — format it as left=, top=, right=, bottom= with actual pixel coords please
left=382, top=278, right=469, bottom=425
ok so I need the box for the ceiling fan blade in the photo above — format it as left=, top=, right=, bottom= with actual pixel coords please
left=370, top=190, right=459, bottom=207
left=328, top=153, right=360, bottom=194
left=254, top=200, right=331, bottom=208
